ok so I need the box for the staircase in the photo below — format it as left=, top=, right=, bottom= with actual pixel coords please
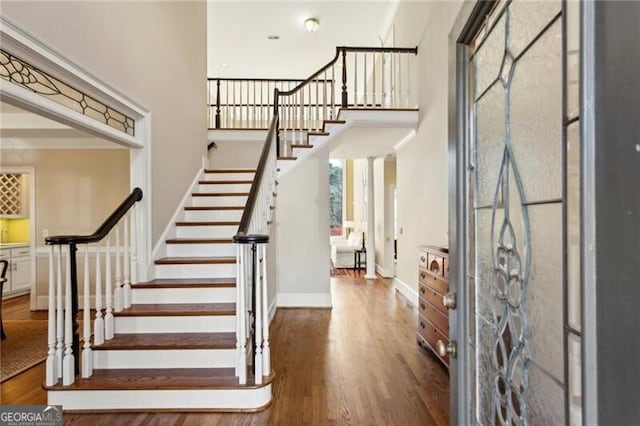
left=45, top=168, right=274, bottom=411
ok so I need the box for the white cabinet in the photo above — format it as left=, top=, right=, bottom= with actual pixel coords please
left=0, top=245, right=32, bottom=298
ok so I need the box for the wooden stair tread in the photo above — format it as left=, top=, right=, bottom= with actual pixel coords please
left=192, top=192, right=249, bottom=197
left=132, top=278, right=236, bottom=288
left=324, top=120, right=346, bottom=124
left=204, top=169, right=256, bottom=173
left=307, top=131, right=329, bottom=136
left=175, top=221, right=239, bottom=226
left=154, top=256, right=236, bottom=265
left=45, top=368, right=274, bottom=390
left=184, top=206, right=244, bottom=211
left=117, top=303, right=235, bottom=316
left=198, top=180, right=253, bottom=184
left=165, top=238, right=233, bottom=244
left=278, top=156, right=297, bottom=161
left=291, top=144, right=313, bottom=148
left=94, top=332, right=236, bottom=350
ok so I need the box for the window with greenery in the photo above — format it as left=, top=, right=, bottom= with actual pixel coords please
left=329, top=160, right=343, bottom=235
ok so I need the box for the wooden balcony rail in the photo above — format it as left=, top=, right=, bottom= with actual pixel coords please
left=44, top=188, right=143, bottom=386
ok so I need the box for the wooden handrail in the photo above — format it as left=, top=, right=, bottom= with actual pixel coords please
left=278, top=46, right=418, bottom=97
left=45, top=188, right=143, bottom=245
left=233, top=115, right=276, bottom=244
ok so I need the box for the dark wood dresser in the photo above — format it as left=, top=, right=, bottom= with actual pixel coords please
left=417, top=245, right=450, bottom=368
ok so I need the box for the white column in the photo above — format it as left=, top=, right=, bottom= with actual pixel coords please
left=365, top=157, right=376, bottom=279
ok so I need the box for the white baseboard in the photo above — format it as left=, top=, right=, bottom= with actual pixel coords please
left=276, top=292, right=332, bottom=308
left=375, top=264, right=393, bottom=278
left=393, top=277, right=417, bottom=307
left=268, top=297, right=278, bottom=323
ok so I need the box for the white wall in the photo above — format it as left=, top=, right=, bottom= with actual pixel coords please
left=208, top=141, right=263, bottom=169
left=275, top=145, right=331, bottom=307
left=391, top=1, right=464, bottom=292
left=373, top=158, right=396, bottom=277
left=2, top=1, right=208, bottom=246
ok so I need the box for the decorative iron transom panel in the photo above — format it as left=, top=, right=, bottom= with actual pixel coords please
left=0, top=49, right=135, bottom=136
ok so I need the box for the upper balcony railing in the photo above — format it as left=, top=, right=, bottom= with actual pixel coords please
left=208, top=46, right=418, bottom=134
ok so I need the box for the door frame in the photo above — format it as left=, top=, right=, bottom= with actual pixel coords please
left=448, top=1, right=640, bottom=424
left=447, top=2, right=496, bottom=424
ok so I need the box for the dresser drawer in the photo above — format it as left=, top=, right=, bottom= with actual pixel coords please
left=427, top=253, right=445, bottom=276
left=0, top=249, right=9, bottom=260
left=418, top=251, right=428, bottom=270
left=418, top=316, right=449, bottom=365
left=418, top=299, right=448, bottom=337
left=419, top=283, right=447, bottom=315
left=419, top=271, right=448, bottom=295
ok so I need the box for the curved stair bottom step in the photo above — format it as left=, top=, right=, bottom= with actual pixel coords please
left=48, top=385, right=273, bottom=412
left=46, top=368, right=274, bottom=412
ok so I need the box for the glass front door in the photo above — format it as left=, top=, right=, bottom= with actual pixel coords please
left=461, top=1, right=582, bottom=424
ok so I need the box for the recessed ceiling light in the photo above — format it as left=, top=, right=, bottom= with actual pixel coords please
left=221, top=63, right=228, bottom=68
left=304, top=18, right=319, bottom=33
left=267, top=35, right=280, bottom=40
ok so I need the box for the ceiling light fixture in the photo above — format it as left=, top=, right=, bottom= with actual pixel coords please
left=304, top=17, right=320, bottom=33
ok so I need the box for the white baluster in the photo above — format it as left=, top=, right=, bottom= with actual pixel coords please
left=105, top=234, right=114, bottom=340
left=81, top=244, right=93, bottom=378
left=261, top=244, right=270, bottom=377
left=114, top=223, right=123, bottom=312
left=397, top=52, right=402, bottom=108
left=46, top=245, right=57, bottom=386
left=254, top=244, right=263, bottom=384
left=237, top=244, right=247, bottom=385
left=94, top=241, right=104, bottom=345
left=235, top=244, right=241, bottom=378
left=372, top=52, right=376, bottom=107
left=62, top=245, right=75, bottom=385
left=406, top=53, right=411, bottom=107
left=131, top=204, right=138, bottom=291
left=123, top=215, right=131, bottom=309
left=55, top=246, right=64, bottom=378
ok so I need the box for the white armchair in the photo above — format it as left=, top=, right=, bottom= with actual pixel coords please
left=330, top=232, right=363, bottom=268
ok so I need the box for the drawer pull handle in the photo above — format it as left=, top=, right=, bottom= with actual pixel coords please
left=420, top=303, right=425, bottom=310
left=420, top=273, right=426, bottom=279
left=420, top=322, right=425, bottom=329
left=420, top=287, right=425, bottom=294
left=420, top=256, right=425, bottom=263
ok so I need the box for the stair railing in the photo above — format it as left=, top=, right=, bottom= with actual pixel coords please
left=275, top=46, right=418, bottom=157
left=232, top=111, right=278, bottom=385
left=44, top=188, right=143, bottom=386
left=208, top=78, right=332, bottom=130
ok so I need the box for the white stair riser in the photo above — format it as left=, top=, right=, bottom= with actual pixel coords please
left=154, top=263, right=236, bottom=279
left=176, top=225, right=238, bottom=239
left=292, top=147, right=313, bottom=158
left=114, top=315, right=235, bottom=333
left=48, top=385, right=272, bottom=411
left=191, top=196, right=247, bottom=207
left=93, top=349, right=236, bottom=369
left=131, top=287, right=236, bottom=304
left=166, top=243, right=236, bottom=257
left=198, top=183, right=252, bottom=193
left=183, top=210, right=243, bottom=222
left=204, top=172, right=255, bottom=181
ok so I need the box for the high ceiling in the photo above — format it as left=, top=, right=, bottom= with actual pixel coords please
left=207, top=1, right=395, bottom=79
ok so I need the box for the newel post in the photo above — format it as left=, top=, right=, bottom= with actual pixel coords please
left=341, top=49, right=348, bottom=108
left=68, top=243, right=80, bottom=376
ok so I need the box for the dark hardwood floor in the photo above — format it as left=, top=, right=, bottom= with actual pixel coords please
left=1, top=273, right=450, bottom=425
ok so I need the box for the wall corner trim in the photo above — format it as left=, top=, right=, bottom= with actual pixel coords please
left=393, top=277, right=418, bottom=307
